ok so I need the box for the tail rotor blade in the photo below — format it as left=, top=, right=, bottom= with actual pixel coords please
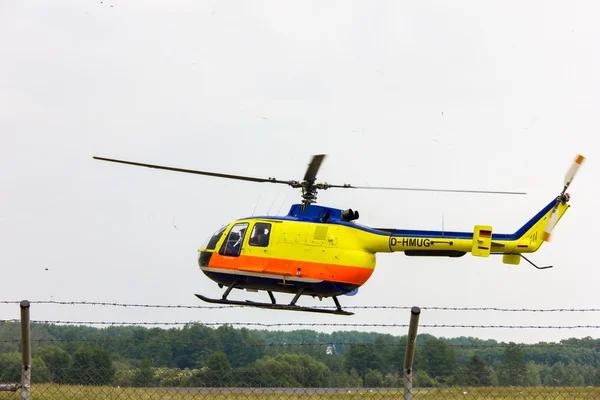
left=543, top=207, right=559, bottom=242
left=544, top=153, right=585, bottom=243
left=563, top=154, right=585, bottom=190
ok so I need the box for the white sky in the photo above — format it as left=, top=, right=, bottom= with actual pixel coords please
left=1, top=0, right=599, bottom=346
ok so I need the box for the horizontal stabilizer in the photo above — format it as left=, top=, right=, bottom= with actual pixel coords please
left=503, top=253, right=521, bottom=265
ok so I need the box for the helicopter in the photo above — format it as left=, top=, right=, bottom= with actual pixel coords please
left=93, top=153, right=585, bottom=315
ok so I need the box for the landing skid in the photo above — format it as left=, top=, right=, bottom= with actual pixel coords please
left=195, top=282, right=354, bottom=316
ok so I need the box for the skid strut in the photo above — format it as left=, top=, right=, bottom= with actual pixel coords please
left=221, top=280, right=238, bottom=300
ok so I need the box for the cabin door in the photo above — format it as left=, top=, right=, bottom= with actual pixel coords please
left=240, top=222, right=273, bottom=273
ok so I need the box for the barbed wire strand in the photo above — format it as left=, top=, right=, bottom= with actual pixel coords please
left=1, top=338, right=598, bottom=349
left=2, top=300, right=600, bottom=312
left=2, top=319, right=600, bottom=329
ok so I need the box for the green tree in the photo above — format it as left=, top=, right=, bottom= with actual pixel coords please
left=347, top=368, right=363, bottom=387
left=372, top=335, right=399, bottom=375
left=523, top=361, right=542, bottom=386
left=463, top=355, right=492, bottom=386
left=364, top=369, right=384, bottom=387
left=205, top=351, right=232, bottom=387
left=0, top=323, right=21, bottom=354
left=249, top=353, right=331, bottom=387
left=278, top=353, right=331, bottom=387
left=133, top=358, right=155, bottom=387
left=330, top=368, right=363, bottom=388
left=580, top=364, right=595, bottom=386
left=540, top=364, right=554, bottom=385
left=497, top=342, right=526, bottom=386
left=35, top=345, right=72, bottom=383
left=388, top=336, right=407, bottom=374
left=242, top=356, right=297, bottom=387
left=412, top=370, right=440, bottom=388
left=550, top=361, right=584, bottom=386
left=550, top=361, right=568, bottom=386
left=343, top=344, right=383, bottom=379
left=229, top=335, right=265, bottom=368
left=322, top=353, right=344, bottom=373
left=420, top=339, right=458, bottom=385
left=595, top=362, right=600, bottom=386
left=31, top=357, right=51, bottom=383
left=0, top=352, right=22, bottom=382
left=174, top=324, right=219, bottom=369
left=0, top=352, right=50, bottom=383
left=69, top=347, right=116, bottom=385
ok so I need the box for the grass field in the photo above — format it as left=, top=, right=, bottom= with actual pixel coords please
left=1, top=385, right=600, bottom=399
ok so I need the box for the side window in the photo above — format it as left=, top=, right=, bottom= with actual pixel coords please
left=201, top=225, right=228, bottom=251
left=218, top=223, right=249, bottom=256
left=249, top=222, right=272, bottom=247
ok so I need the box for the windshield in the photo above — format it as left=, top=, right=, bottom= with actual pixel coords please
left=200, top=225, right=228, bottom=250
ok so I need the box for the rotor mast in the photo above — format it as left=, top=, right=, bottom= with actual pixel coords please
left=287, top=154, right=330, bottom=210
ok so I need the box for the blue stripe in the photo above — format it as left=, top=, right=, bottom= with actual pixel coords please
left=244, top=197, right=558, bottom=241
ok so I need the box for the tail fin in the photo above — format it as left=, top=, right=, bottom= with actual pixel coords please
left=502, top=154, right=584, bottom=265
left=500, top=196, right=570, bottom=265
left=514, top=196, right=570, bottom=251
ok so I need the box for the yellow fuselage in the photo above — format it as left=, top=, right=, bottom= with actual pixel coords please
left=198, top=197, right=569, bottom=298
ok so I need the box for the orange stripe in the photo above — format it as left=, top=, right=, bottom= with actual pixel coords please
left=575, top=154, right=585, bottom=164
left=209, top=253, right=374, bottom=285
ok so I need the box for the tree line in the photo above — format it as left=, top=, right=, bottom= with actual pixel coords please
left=1, top=321, right=600, bottom=387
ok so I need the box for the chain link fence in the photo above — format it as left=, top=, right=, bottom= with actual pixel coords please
left=2, top=340, right=600, bottom=399
left=2, top=362, right=600, bottom=399
left=2, top=300, right=600, bottom=398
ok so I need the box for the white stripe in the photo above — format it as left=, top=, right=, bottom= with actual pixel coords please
left=200, top=266, right=323, bottom=283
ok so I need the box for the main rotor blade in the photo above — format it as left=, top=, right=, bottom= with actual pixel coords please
left=303, top=154, right=326, bottom=183
left=93, top=156, right=291, bottom=185
left=328, top=183, right=526, bottom=195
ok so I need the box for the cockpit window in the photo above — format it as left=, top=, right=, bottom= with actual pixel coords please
left=218, top=223, right=249, bottom=257
left=201, top=225, right=228, bottom=251
left=249, top=222, right=271, bottom=247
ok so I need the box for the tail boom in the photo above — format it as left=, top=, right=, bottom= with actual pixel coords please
left=368, top=196, right=569, bottom=262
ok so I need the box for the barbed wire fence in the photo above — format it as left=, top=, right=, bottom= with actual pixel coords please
left=1, top=300, right=600, bottom=399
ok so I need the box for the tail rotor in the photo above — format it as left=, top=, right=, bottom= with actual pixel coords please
left=543, top=154, right=585, bottom=242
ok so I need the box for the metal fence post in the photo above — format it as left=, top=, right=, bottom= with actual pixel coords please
left=20, top=300, right=31, bottom=400
left=403, top=306, right=421, bottom=400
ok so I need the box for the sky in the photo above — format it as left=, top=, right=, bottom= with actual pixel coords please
left=1, top=0, right=599, bottom=346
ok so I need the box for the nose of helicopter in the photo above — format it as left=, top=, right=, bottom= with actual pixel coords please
left=198, top=250, right=212, bottom=268
left=201, top=225, right=228, bottom=250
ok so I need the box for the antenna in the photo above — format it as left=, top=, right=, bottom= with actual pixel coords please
left=276, top=195, right=289, bottom=215
left=252, top=193, right=262, bottom=216
left=442, top=212, right=444, bottom=238
left=266, top=193, right=279, bottom=216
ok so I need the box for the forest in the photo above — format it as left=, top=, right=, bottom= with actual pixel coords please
left=1, top=321, right=600, bottom=388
